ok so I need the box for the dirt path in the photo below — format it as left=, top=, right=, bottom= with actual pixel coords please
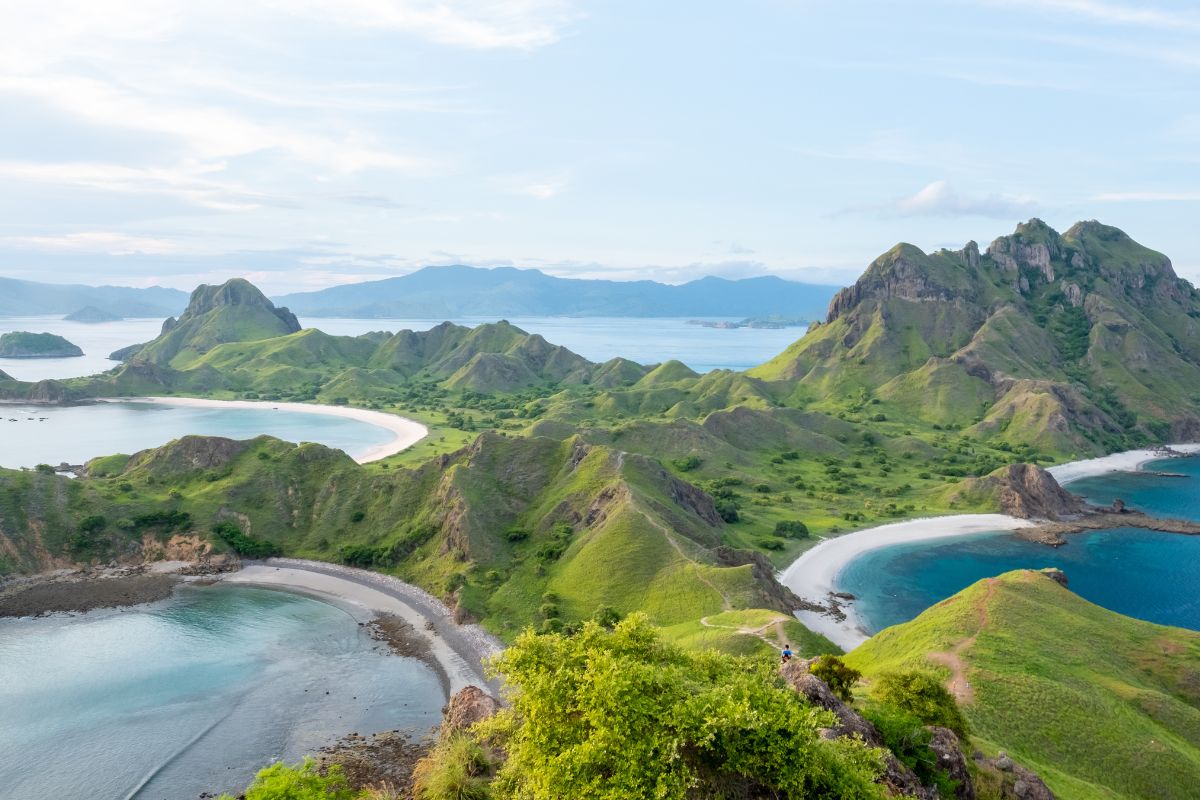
left=645, top=511, right=732, bottom=611
left=927, top=578, right=997, bottom=705
left=699, top=614, right=790, bottom=650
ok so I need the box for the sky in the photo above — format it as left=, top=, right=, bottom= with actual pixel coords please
left=1, top=0, right=1199, bottom=295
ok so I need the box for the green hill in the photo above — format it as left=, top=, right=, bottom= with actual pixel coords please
left=112, top=279, right=302, bottom=367
left=846, top=569, right=1200, bottom=799
left=751, top=220, right=1200, bottom=459
left=0, top=331, right=83, bottom=358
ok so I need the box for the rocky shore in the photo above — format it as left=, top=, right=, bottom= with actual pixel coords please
left=1018, top=509, right=1200, bottom=546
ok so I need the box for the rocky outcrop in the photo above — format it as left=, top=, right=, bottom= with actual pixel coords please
left=988, top=464, right=1083, bottom=520
left=441, top=686, right=501, bottom=734
left=120, top=435, right=250, bottom=475
left=987, top=219, right=1064, bottom=287
left=975, top=752, right=1055, bottom=799
left=184, top=278, right=301, bottom=333
left=827, top=244, right=980, bottom=323
left=926, top=727, right=974, bottom=800
left=780, top=659, right=936, bottom=799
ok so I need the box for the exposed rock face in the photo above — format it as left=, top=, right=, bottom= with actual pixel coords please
left=827, top=244, right=979, bottom=323
left=990, top=464, right=1083, bottom=520
left=184, top=278, right=301, bottom=333
left=975, top=752, right=1055, bottom=799
left=925, top=727, right=974, bottom=800
left=780, top=659, right=937, bottom=799
left=441, top=686, right=501, bottom=734
left=1038, top=567, right=1068, bottom=587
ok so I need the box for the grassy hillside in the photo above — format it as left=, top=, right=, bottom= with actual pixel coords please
left=751, top=220, right=1200, bottom=459
left=846, top=569, right=1200, bottom=799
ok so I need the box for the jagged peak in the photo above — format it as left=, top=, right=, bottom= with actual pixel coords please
left=181, top=278, right=301, bottom=333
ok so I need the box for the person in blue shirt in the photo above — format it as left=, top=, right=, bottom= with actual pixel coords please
left=781, top=644, right=793, bottom=663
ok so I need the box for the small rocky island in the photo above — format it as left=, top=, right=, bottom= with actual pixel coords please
left=64, top=306, right=123, bottom=323
left=0, top=331, right=84, bottom=358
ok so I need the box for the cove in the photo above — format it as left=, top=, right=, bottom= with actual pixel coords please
left=0, top=399, right=415, bottom=469
left=0, top=584, right=444, bottom=800
left=838, top=455, right=1200, bottom=636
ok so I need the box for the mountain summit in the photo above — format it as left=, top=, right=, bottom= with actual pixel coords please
left=752, top=219, right=1200, bottom=457
left=111, top=278, right=301, bottom=366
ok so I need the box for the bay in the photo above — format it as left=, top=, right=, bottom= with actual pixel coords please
left=838, top=456, right=1200, bottom=636
left=0, top=402, right=397, bottom=469
left=0, top=584, right=443, bottom=800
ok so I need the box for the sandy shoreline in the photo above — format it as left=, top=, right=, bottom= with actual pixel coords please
left=114, top=397, right=428, bottom=463
left=1046, top=442, right=1200, bottom=486
left=781, top=442, right=1200, bottom=651
left=778, top=515, right=1033, bottom=650
left=219, top=559, right=503, bottom=697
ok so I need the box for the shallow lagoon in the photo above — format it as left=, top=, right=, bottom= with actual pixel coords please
left=0, top=585, right=443, bottom=800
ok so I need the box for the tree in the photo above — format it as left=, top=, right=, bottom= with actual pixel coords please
left=480, top=615, right=886, bottom=799
left=809, top=654, right=861, bottom=701
left=870, top=670, right=968, bottom=739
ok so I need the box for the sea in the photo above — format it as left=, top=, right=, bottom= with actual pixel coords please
left=838, top=456, right=1200, bottom=635
left=0, top=585, right=443, bottom=800
left=0, top=314, right=804, bottom=382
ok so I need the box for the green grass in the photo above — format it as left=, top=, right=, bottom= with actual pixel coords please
left=846, top=570, right=1200, bottom=800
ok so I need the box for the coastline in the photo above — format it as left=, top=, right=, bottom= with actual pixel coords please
left=778, top=515, right=1033, bottom=650
left=218, top=558, right=503, bottom=696
left=781, top=442, right=1200, bottom=651
left=1045, top=443, right=1200, bottom=485
left=115, top=397, right=428, bottom=463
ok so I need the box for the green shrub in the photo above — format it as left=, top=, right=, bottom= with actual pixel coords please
left=756, top=536, right=786, bottom=551
left=774, top=520, right=809, bottom=538
left=350, top=510, right=366, bottom=523
left=412, top=732, right=494, bottom=800
left=504, top=527, right=530, bottom=543
left=212, top=522, right=281, bottom=559
left=870, top=670, right=968, bottom=739
left=714, top=498, right=740, bottom=523
left=217, top=758, right=357, bottom=800
left=810, top=654, right=861, bottom=701
left=480, top=615, right=885, bottom=799
left=863, top=706, right=959, bottom=797
left=670, top=455, right=703, bottom=472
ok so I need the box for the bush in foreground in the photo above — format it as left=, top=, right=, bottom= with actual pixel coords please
left=478, top=614, right=887, bottom=799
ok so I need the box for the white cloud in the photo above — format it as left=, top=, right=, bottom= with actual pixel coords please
left=0, top=160, right=268, bottom=211
left=5, top=231, right=183, bottom=256
left=502, top=172, right=570, bottom=199
left=881, top=180, right=1039, bottom=219
left=985, top=0, right=1200, bottom=31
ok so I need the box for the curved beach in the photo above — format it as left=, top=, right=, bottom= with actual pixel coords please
left=781, top=442, right=1200, bottom=650
left=220, top=558, right=503, bottom=695
left=126, top=397, right=428, bottom=463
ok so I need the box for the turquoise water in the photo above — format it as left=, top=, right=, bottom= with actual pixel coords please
left=0, top=585, right=443, bottom=800
left=838, top=456, right=1200, bottom=635
left=0, top=401, right=396, bottom=469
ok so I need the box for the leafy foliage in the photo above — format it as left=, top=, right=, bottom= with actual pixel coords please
left=217, top=758, right=357, bottom=800
left=412, top=732, right=494, bottom=800
left=212, top=521, right=281, bottom=558
left=809, top=654, right=861, bottom=701
left=869, top=670, right=968, bottom=739
left=480, top=614, right=886, bottom=799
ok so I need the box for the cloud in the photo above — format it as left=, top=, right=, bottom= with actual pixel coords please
left=502, top=172, right=570, bottom=199
left=4, top=231, right=183, bottom=256
left=874, top=180, right=1039, bottom=219
left=0, top=160, right=271, bottom=211
left=984, top=0, right=1200, bottom=31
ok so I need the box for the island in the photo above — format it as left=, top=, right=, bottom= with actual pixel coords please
left=64, top=306, right=123, bottom=323
left=0, top=331, right=84, bottom=359
left=687, top=315, right=810, bottom=329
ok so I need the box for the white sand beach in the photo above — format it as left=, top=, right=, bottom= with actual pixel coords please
left=125, top=397, right=428, bottom=463
left=779, top=515, right=1033, bottom=650
left=1046, top=443, right=1200, bottom=486
left=781, top=441, right=1200, bottom=650
left=221, top=559, right=503, bottom=696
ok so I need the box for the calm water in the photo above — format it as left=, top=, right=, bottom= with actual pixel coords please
left=0, top=315, right=802, bottom=381
left=838, top=456, right=1200, bottom=635
left=0, top=402, right=396, bottom=469
left=0, top=585, right=443, bottom=800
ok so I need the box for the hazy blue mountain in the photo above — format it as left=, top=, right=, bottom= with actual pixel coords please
left=0, top=278, right=188, bottom=318
left=273, top=265, right=840, bottom=319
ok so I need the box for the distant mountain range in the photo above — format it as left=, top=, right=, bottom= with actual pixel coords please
left=0, top=278, right=188, bottom=318
left=273, top=265, right=840, bottom=319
